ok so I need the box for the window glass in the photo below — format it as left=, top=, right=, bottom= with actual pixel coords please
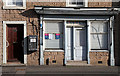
left=7, top=0, right=23, bottom=6
left=16, top=0, right=23, bottom=6
left=90, top=21, right=108, bottom=49
left=45, top=21, right=63, bottom=49
left=91, top=34, right=108, bottom=49
left=69, top=0, right=83, bottom=5
left=7, top=0, right=16, bottom=5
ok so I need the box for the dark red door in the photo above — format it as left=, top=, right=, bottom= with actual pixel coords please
left=7, top=24, right=24, bottom=63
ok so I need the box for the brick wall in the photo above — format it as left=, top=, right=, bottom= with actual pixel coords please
left=1, top=2, right=65, bottom=65
left=89, top=52, right=109, bottom=66
left=88, top=0, right=112, bottom=7
left=44, top=52, right=64, bottom=65
left=0, top=0, right=120, bottom=66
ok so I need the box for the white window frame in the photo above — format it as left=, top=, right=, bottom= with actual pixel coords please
left=66, top=0, right=88, bottom=7
left=3, top=0, right=26, bottom=9
left=90, top=21, right=109, bottom=51
left=43, top=21, right=64, bottom=51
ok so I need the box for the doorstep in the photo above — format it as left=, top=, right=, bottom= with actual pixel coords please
left=66, top=60, right=92, bottom=66
left=2, top=62, right=26, bottom=67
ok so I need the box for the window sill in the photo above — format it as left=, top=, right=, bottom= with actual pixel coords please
left=44, top=49, right=64, bottom=52
left=66, top=4, right=85, bottom=7
left=3, top=6, right=26, bottom=9
left=90, top=50, right=109, bottom=52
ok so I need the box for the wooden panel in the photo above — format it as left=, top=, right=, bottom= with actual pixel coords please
left=74, top=28, right=87, bottom=61
left=7, top=24, right=24, bottom=63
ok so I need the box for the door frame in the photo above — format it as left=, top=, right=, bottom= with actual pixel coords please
left=66, top=25, right=87, bottom=61
left=3, top=21, right=27, bottom=64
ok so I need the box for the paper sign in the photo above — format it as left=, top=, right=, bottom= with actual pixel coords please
left=55, top=33, right=60, bottom=39
left=45, top=33, right=49, bottom=39
left=49, top=34, right=53, bottom=39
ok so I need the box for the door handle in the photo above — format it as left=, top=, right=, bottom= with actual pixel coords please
left=6, top=40, right=9, bottom=47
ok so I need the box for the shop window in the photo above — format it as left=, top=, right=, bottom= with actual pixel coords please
left=45, top=21, right=63, bottom=49
left=3, top=0, right=26, bottom=9
left=90, top=21, right=108, bottom=50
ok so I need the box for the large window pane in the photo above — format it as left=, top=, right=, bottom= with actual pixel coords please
left=91, top=22, right=108, bottom=33
left=45, top=21, right=63, bottom=49
left=90, top=21, right=108, bottom=50
left=91, top=34, right=108, bottom=49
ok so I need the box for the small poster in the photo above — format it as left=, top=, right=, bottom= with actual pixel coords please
left=45, top=33, right=49, bottom=39
left=49, top=34, right=53, bottom=40
left=55, top=33, right=60, bottom=39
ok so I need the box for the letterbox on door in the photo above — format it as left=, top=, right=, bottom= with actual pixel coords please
left=28, top=35, right=38, bottom=51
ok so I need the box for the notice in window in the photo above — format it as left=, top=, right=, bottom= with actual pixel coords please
left=49, top=34, right=53, bottom=40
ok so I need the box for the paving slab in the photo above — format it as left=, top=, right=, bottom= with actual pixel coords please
left=1, top=66, right=120, bottom=76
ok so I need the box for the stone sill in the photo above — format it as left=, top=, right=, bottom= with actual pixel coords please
left=44, top=50, right=64, bottom=52
left=90, top=50, right=109, bottom=52
left=3, top=6, right=26, bottom=10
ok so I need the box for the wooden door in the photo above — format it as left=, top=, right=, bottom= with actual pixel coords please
left=7, top=24, right=24, bottom=63
left=67, top=27, right=74, bottom=60
left=74, top=27, right=87, bottom=61
left=67, top=27, right=87, bottom=61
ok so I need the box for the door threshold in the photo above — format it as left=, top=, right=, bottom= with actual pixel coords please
left=66, top=60, right=91, bottom=66
left=2, top=63, right=26, bottom=67
left=66, top=64, right=92, bottom=66
left=67, top=60, right=88, bottom=62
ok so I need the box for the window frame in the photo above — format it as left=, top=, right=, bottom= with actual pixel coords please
left=3, top=0, right=26, bottom=9
left=90, top=21, right=109, bottom=50
left=44, top=21, right=64, bottom=50
left=66, top=0, right=88, bottom=7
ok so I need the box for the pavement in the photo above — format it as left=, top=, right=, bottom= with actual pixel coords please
left=1, top=66, right=120, bottom=76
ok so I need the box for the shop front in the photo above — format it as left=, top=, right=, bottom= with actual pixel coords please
left=35, top=6, right=118, bottom=66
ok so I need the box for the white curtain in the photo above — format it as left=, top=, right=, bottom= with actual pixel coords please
left=45, top=22, right=63, bottom=49
left=90, top=21, right=108, bottom=49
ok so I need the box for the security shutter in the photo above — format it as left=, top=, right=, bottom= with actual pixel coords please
left=90, top=21, right=108, bottom=49
left=45, top=21, right=63, bottom=49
